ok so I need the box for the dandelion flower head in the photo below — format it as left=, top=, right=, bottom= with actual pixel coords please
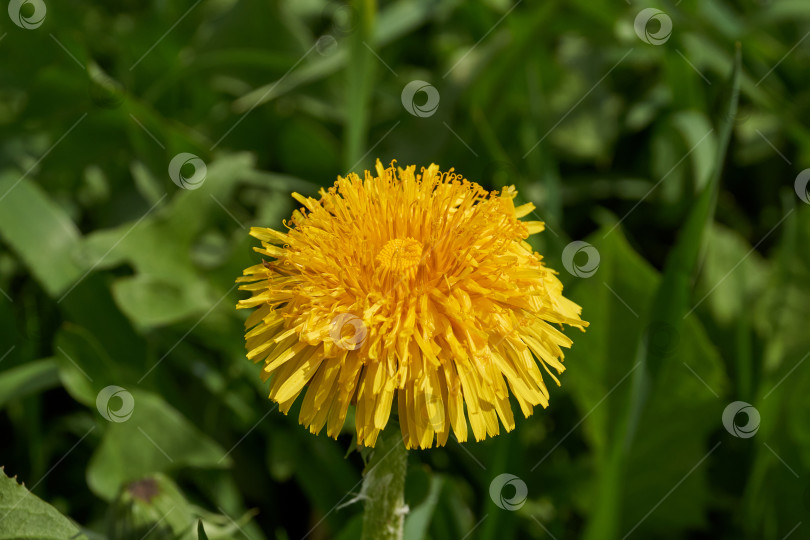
left=237, top=160, right=587, bottom=449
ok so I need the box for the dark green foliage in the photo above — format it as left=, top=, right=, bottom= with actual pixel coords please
left=1, top=1, right=808, bottom=538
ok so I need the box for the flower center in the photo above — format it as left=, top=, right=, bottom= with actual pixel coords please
left=377, top=238, right=423, bottom=272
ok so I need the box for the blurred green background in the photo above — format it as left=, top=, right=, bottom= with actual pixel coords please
left=1, top=0, right=809, bottom=538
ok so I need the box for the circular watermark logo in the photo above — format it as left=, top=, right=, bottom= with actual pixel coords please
left=315, top=34, right=339, bottom=56
left=8, top=0, right=46, bottom=29
left=722, top=401, right=760, bottom=438
left=634, top=8, right=672, bottom=45
left=329, top=313, right=367, bottom=351
left=401, top=80, right=440, bottom=118
left=561, top=241, right=600, bottom=278
left=168, top=153, right=206, bottom=190
left=489, top=473, right=528, bottom=511
left=416, top=392, right=445, bottom=432
left=795, top=168, right=810, bottom=204
left=732, top=105, right=751, bottom=126
left=321, top=1, right=355, bottom=39
left=315, top=2, right=355, bottom=56
left=96, top=386, right=135, bottom=423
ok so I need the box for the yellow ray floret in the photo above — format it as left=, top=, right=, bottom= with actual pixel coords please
left=236, top=160, right=587, bottom=449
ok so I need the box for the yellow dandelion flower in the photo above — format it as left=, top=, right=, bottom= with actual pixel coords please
left=236, top=160, right=587, bottom=449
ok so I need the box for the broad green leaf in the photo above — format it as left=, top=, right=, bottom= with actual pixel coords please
left=87, top=390, right=232, bottom=500
left=76, top=154, right=255, bottom=328
left=112, top=274, right=212, bottom=328
left=0, top=359, right=61, bottom=410
left=0, top=467, right=83, bottom=539
left=0, top=173, right=84, bottom=297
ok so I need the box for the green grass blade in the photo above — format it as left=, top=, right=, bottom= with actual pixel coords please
left=626, top=42, right=741, bottom=445
left=583, top=44, right=742, bottom=540
left=345, top=0, right=377, bottom=171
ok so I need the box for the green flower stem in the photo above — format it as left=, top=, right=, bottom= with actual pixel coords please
left=361, top=423, right=408, bottom=540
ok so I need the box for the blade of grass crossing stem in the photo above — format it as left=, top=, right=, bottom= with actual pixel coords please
left=583, top=44, right=741, bottom=540
left=345, top=0, right=377, bottom=172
